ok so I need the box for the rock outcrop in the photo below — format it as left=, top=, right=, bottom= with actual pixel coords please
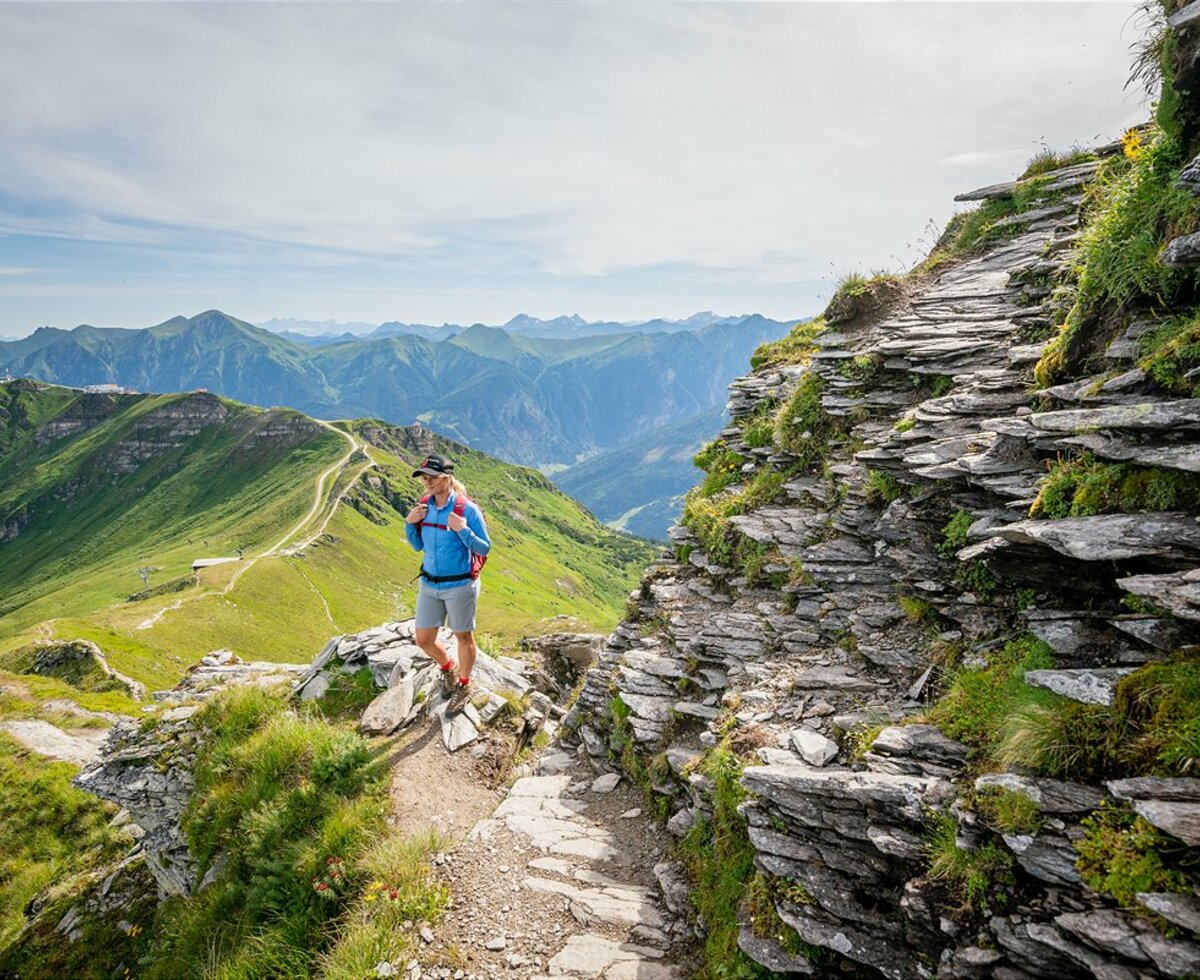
left=565, top=137, right=1200, bottom=980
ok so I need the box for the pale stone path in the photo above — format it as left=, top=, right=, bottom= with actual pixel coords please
left=426, top=750, right=690, bottom=979
left=2, top=719, right=109, bottom=765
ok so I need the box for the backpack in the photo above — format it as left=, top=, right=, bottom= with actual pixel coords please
left=419, top=493, right=488, bottom=579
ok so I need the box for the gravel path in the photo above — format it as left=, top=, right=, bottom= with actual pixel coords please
left=413, top=749, right=693, bottom=979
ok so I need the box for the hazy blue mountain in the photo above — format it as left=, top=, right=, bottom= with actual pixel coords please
left=0, top=309, right=793, bottom=471
left=551, top=407, right=722, bottom=539
left=258, top=317, right=378, bottom=337
left=290, top=311, right=779, bottom=342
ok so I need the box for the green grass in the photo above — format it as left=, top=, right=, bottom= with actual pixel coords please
left=971, top=786, right=1043, bottom=835
left=0, top=387, right=654, bottom=693
left=1019, top=147, right=1096, bottom=179
left=1139, top=309, right=1200, bottom=395
left=925, top=811, right=1014, bottom=915
left=0, top=733, right=132, bottom=953
left=141, top=685, right=448, bottom=979
left=864, top=470, right=903, bottom=506
left=937, top=510, right=973, bottom=556
left=930, top=640, right=1200, bottom=780
left=749, top=318, right=824, bottom=371
left=927, top=635, right=1057, bottom=766
left=1035, top=127, right=1200, bottom=387
left=678, top=746, right=806, bottom=978
left=1030, top=453, right=1200, bottom=518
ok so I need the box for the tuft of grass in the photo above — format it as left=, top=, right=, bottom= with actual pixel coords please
left=864, top=470, right=903, bottom=506
left=749, top=318, right=825, bottom=371
left=314, top=667, right=380, bottom=723
left=743, top=871, right=818, bottom=960
left=897, top=595, right=934, bottom=625
left=925, top=812, right=1015, bottom=915
left=678, top=747, right=799, bottom=979
left=927, top=635, right=1056, bottom=763
left=933, top=645, right=1200, bottom=780
left=1139, top=309, right=1200, bottom=396
left=1030, top=453, right=1200, bottom=519
left=1035, top=126, right=1200, bottom=388
left=1020, top=147, right=1096, bottom=179
left=972, top=786, right=1043, bottom=835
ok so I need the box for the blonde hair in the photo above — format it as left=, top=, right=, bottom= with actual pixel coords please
left=420, top=472, right=467, bottom=497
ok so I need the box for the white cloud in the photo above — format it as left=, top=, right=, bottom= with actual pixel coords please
left=0, top=1, right=1149, bottom=324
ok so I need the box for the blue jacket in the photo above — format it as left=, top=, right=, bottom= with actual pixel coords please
left=404, top=491, right=491, bottom=580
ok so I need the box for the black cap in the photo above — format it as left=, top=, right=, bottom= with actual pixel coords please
left=412, top=453, right=454, bottom=477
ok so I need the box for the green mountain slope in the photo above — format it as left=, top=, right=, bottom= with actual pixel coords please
left=0, top=380, right=656, bottom=692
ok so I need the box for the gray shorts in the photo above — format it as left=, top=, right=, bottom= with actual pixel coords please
left=415, top=579, right=480, bottom=633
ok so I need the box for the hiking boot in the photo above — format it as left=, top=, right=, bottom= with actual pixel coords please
left=440, top=663, right=459, bottom=694
left=446, top=680, right=471, bottom=714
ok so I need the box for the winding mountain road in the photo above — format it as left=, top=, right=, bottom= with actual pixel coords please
left=135, top=421, right=373, bottom=628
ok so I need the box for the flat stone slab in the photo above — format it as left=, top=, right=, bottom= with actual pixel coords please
left=1119, top=570, right=1200, bottom=621
left=990, top=514, right=1200, bottom=562
left=1131, top=800, right=1200, bottom=846
left=1024, top=667, right=1137, bottom=706
left=1107, top=777, right=1200, bottom=802
left=975, top=773, right=1106, bottom=814
left=545, top=933, right=674, bottom=978
left=591, top=772, right=622, bottom=793
left=359, top=676, right=415, bottom=735
left=1138, top=892, right=1200, bottom=935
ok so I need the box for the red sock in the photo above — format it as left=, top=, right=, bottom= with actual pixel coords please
left=458, top=677, right=470, bottom=686
left=440, top=661, right=456, bottom=673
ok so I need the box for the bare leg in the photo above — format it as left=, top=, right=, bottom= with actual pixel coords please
left=415, top=627, right=452, bottom=668
left=454, top=631, right=477, bottom=680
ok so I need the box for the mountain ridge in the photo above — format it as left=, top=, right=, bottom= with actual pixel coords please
left=0, top=310, right=795, bottom=472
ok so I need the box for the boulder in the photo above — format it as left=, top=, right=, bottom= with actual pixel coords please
left=359, top=675, right=415, bottom=736
left=789, top=729, right=839, bottom=767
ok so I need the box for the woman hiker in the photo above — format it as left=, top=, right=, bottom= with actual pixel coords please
left=404, top=453, right=492, bottom=714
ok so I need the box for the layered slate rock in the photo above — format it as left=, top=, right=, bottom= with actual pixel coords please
left=564, top=151, right=1200, bottom=979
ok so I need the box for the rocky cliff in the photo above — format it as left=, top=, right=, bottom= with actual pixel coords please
left=566, top=7, right=1200, bottom=978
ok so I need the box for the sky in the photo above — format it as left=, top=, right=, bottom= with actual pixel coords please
left=0, top=1, right=1152, bottom=336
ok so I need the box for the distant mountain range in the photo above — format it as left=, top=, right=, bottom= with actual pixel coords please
left=552, top=407, right=724, bottom=540
left=260, top=311, right=767, bottom=345
left=1, top=309, right=797, bottom=536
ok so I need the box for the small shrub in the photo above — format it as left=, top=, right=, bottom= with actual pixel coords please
left=1076, top=804, right=1189, bottom=908
left=1030, top=453, right=1200, bottom=519
left=938, top=511, right=974, bottom=556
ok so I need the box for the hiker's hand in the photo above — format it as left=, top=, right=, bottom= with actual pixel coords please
left=447, top=511, right=466, bottom=532
left=406, top=504, right=427, bottom=524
